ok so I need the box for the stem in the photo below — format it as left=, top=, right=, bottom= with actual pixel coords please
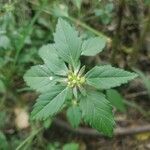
left=54, top=118, right=150, bottom=136
left=68, top=16, right=111, bottom=43
left=16, top=127, right=43, bottom=150
left=124, top=99, right=149, bottom=117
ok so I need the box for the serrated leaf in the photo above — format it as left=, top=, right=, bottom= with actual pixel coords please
left=24, top=65, right=56, bottom=93
left=39, top=44, right=68, bottom=76
left=106, top=89, right=126, bottom=112
left=81, top=37, right=106, bottom=56
left=85, top=65, right=138, bottom=89
left=31, top=85, right=69, bottom=120
left=67, top=106, right=82, bottom=128
left=54, top=18, right=82, bottom=68
left=79, top=91, right=115, bottom=137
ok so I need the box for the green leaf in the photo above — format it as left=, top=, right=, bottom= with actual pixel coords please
left=72, top=0, right=82, bottom=10
left=67, top=106, right=82, bottom=128
left=94, top=3, right=114, bottom=25
left=43, top=118, right=52, bottom=129
left=39, top=44, right=68, bottom=76
left=24, top=65, right=56, bottom=93
left=86, top=65, right=138, bottom=89
left=144, top=0, right=150, bottom=5
left=0, top=111, right=7, bottom=128
left=101, top=14, right=111, bottom=25
left=81, top=37, right=106, bottom=56
left=105, top=3, right=114, bottom=13
left=54, top=18, right=82, bottom=68
left=31, top=85, right=69, bottom=120
left=106, top=89, right=126, bottom=112
left=79, top=91, right=115, bottom=137
left=0, top=80, right=6, bottom=93
left=0, top=35, right=10, bottom=49
left=63, top=143, right=79, bottom=150
left=51, top=3, right=69, bottom=17
left=0, top=58, right=5, bottom=68
left=0, top=131, right=9, bottom=150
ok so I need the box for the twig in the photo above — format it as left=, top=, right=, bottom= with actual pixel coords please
left=16, top=127, right=43, bottom=150
left=68, top=16, right=111, bottom=42
left=54, top=118, right=150, bottom=137
left=125, top=91, right=147, bottom=99
left=123, top=99, right=149, bottom=117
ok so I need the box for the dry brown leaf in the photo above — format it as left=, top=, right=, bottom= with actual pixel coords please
left=14, top=107, right=29, bottom=129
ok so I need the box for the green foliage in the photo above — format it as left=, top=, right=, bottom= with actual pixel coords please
left=72, top=0, right=82, bottom=10
left=144, top=0, right=150, bottom=5
left=24, top=18, right=137, bottom=137
left=54, top=18, right=82, bottom=68
left=80, top=91, right=115, bottom=137
left=24, top=65, right=56, bottom=93
left=0, top=0, right=148, bottom=148
left=106, top=89, right=126, bottom=112
left=0, top=112, right=7, bottom=128
left=0, top=35, right=10, bottom=49
left=39, top=44, right=68, bottom=76
left=81, top=37, right=106, bottom=56
left=63, top=142, right=79, bottom=150
left=94, top=2, right=114, bottom=25
left=51, top=3, right=69, bottom=18
left=31, top=85, right=69, bottom=120
left=85, top=65, right=137, bottom=89
left=0, top=131, right=9, bottom=150
left=0, top=80, right=6, bottom=93
left=67, top=105, right=82, bottom=128
left=43, top=118, right=52, bottom=129
left=46, top=142, right=79, bottom=150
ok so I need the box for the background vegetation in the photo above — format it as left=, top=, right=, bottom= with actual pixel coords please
left=0, top=0, right=150, bottom=149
